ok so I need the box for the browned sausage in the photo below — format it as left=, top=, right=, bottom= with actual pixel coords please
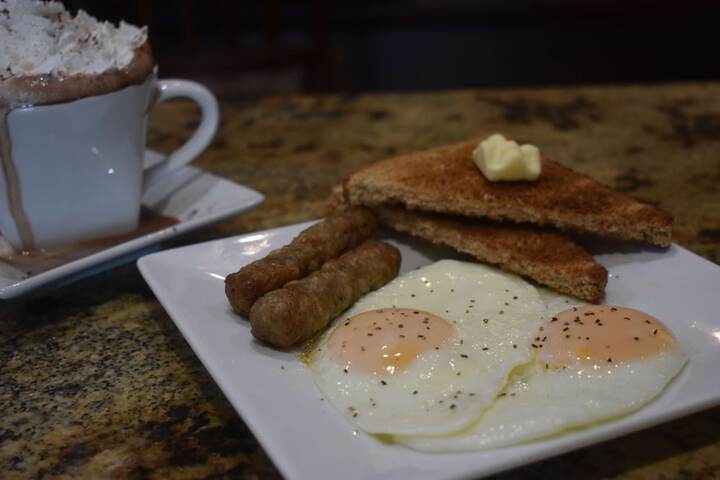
left=249, top=239, right=401, bottom=348
left=225, top=207, right=377, bottom=315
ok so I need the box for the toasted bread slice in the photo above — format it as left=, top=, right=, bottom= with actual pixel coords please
left=375, top=206, right=608, bottom=303
left=345, top=138, right=672, bottom=246
left=327, top=186, right=608, bottom=303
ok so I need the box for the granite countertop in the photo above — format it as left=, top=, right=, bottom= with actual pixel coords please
left=2, top=83, right=720, bottom=479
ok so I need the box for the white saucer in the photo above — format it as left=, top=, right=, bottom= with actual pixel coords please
left=0, top=150, right=263, bottom=299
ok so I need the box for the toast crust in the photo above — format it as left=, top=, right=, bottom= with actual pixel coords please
left=345, top=138, right=673, bottom=247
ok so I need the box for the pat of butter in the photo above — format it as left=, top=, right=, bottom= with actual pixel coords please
left=472, top=134, right=541, bottom=181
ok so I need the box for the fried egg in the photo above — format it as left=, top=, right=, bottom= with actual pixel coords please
left=308, top=260, right=548, bottom=436
left=398, top=304, right=687, bottom=451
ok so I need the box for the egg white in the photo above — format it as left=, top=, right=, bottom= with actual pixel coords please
left=309, top=260, right=547, bottom=437
left=397, top=348, right=687, bottom=451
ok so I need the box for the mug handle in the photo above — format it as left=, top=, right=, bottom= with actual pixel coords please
left=143, top=79, right=219, bottom=190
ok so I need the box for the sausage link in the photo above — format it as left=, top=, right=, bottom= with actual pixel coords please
left=225, top=206, right=377, bottom=315
left=249, top=239, right=401, bottom=348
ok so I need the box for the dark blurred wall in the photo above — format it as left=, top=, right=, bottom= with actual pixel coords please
left=66, top=0, right=720, bottom=100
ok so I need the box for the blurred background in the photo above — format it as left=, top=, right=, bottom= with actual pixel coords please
left=67, top=0, right=719, bottom=103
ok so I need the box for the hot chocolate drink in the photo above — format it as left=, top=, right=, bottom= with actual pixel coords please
left=0, top=0, right=155, bottom=251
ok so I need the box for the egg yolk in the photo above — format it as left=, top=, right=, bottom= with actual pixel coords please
left=326, top=308, right=455, bottom=375
left=538, top=305, right=677, bottom=368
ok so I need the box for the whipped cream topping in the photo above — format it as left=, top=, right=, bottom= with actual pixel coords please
left=0, top=0, right=147, bottom=79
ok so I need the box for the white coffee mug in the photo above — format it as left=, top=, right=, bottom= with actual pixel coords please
left=0, top=73, right=219, bottom=250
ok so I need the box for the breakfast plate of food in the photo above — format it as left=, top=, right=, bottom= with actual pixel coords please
left=139, top=135, right=720, bottom=480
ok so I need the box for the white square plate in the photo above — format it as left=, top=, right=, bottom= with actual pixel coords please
left=138, top=221, right=720, bottom=480
left=0, top=150, right=263, bottom=298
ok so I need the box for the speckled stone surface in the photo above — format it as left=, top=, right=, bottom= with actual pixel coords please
left=2, top=83, right=720, bottom=479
